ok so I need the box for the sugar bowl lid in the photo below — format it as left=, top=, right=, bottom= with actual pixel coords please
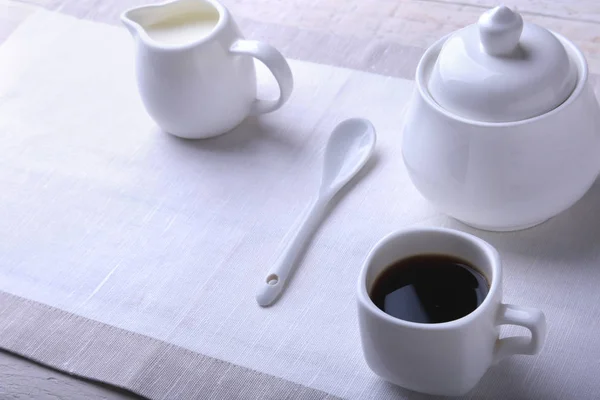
left=428, top=6, right=577, bottom=123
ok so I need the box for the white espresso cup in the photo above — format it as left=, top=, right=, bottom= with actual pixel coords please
left=357, top=228, right=547, bottom=396
left=122, top=0, right=293, bottom=139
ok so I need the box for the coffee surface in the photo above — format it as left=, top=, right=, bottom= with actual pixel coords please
left=369, top=254, right=489, bottom=324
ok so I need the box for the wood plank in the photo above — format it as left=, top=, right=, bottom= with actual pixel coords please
left=13, top=0, right=600, bottom=75
left=229, top=0, right=600, bottom=74
left=424, top=0, right=600, bottom=24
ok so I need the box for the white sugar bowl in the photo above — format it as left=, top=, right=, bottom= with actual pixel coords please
left=402, top=6, right=600, bottom=231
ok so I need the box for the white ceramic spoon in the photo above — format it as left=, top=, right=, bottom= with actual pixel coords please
left=256, top=118, right=377, bottom=307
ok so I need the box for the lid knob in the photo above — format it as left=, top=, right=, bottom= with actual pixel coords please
left=479, top=6, right=523, bottom=56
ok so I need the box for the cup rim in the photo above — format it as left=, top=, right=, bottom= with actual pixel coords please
left=357, top=227, right=501, bottom=330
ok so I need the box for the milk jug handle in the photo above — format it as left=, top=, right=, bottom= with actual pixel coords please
left=229, top=39, right=293, bottom=115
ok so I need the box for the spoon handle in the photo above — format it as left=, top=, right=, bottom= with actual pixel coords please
left=256, top=196, right=329, bottom=307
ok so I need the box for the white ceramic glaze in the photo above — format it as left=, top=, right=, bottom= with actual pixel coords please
left=257, top=119, right=376, bottom=306
left=122, top=0, right=293, bottom=139
left=428, top=6, right=576, bottom=123
left=357, top=228, right=546, bottom=396
left=402, top=8, right=600, bottom=231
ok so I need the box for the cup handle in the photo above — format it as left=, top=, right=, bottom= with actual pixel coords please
left=229, top=40, right=293, bottom=115
left=493, top=303, right=547, bottom=364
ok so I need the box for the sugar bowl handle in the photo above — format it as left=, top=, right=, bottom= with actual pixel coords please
left=229, top=39, right=293, bottom=115
left=479, top=6, right=523, bottom=56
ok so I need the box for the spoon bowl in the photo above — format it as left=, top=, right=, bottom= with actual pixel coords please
left=320, top=119, right=377, bottom=196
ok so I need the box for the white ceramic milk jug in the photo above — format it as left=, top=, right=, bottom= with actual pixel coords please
left=122, top=0, right=293, bottom=139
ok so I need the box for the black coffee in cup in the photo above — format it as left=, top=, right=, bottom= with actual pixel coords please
left=369, top=254, right=489, bottom=324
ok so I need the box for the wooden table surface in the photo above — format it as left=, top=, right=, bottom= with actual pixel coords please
left=1, top=0, right=599, bottom=398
